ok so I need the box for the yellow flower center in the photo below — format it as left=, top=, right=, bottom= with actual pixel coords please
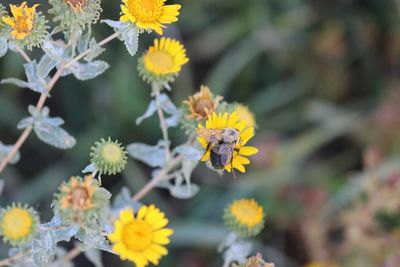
left=146, top=51, right=175, bottom=73
left=14, top=16, right=32, bottom=34
left=122, top=220, right=153, bottom=251
left=101, top=143, right=124, bottom=164
left=230, top=199, right=263, bottom=228
left=127, top=0, right=162, bottom=23
left=2, top=208, right=33, bottom=241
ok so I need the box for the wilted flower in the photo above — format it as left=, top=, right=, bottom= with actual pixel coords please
left=108, top=205, right=173, bottom=267
left=0, top=203, right=39, bottom=246
left=1, top=2, right=47, bottom=49
left=184, top=85, right=223, bottom=121
left=139, top=37, right=189, bottom=84
left=197, top=112, right=258, bottom=173
left=232, top=253, right=275, bottom=267
left=120, top=0, right=181, bottom=35
left=55, top=175, right=110, bottom=226
left=223, top=198, right=265, bottom=238
left=90, top=137, right=128, bottom=175
left=49, top=0, right=102, bottom=30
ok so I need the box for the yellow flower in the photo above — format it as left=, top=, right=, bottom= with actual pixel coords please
left=235, top=104, right=256, bottom=129
left=59, top=176, right=97, bottom=211
left=304, top=262, right=339, bottom=267
left=197, top=112, right=258, bottom=173
left=143, top=37, right=189, bottom=76
left=2, top=2, right=38, bottom=40
left=184, top=85, right=223, bottom=120
left=108, top=205, right=173, bottom=267
left=223, top=199, right=265, bottom=238
left=120, top=0, right=181, bottom=35
left=0, top=203, right=39, bottom=246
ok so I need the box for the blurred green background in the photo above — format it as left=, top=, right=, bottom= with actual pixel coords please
left=1, top=0, right=400, bottom=266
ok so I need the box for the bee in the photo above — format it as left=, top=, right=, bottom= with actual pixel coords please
left=197, top=128, right=240, bottom=175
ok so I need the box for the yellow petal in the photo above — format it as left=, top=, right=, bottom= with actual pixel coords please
left=239, top=146, right=259, bottom=156
left=120, top=209, right=134, bottom=223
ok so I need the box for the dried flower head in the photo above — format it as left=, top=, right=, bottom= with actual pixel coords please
left=139, top=37, right=189, bottom=84
left=90, top=137, right=128, bottom=175
left=1, top=2, right=47, bottom=49
left=59, top=176, right=96, bottom=211
left=49, top=0, right=102, bottom=30
left=55, top=175, right=110, bottom=226
left=184, top=86, right=223, bottom=120
left=64, top=0, right=88, bottom=12
left=108, top=205, right=173, bottom=267
left=223, top=198, right=265, bottom=238
left=233, top=253, right=275, bottom=267
left=120, top=0, right=181, bottom=35
left=0, top=203, right=39, bottom=246
left=197, top=112, right=259, bottom=173
left=234, top=104, right=256, bottom=129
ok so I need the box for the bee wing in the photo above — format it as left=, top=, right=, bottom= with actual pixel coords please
left=218, top=143, right=235, bottom=166
left=197, top=128, right=224, bottom=142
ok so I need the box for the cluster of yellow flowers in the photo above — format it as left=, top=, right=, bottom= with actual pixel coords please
left=0, top=0, right=262, bottom=266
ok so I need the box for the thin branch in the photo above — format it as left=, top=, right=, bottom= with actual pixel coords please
left=0, top=32, right=120, bottom=174
left=153, top=83, right=171, bottom=161
left=15, top=45, right=32, bottom=63
left=0, top=253, right=24, bottom=267
left=132, top=155, right=183, bottom=201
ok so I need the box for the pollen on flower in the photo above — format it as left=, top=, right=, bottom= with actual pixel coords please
left=0, top=203, right=39, bottom=246
left=120, top=0, right=181, bottom=35
left=223, top=198, right=265, bottom=238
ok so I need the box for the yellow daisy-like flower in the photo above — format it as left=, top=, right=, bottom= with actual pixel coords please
left=120, top=0, right=181, bottom=35
left=184, top=85, right=223, bottom=121
left=0, top=203, right=39, bottom=246
left=197, top=112, right=258, bottom=173
left=235, top=104, right=257, bottom=129
left=144, top=37, right=189, bottom=76
left=59, top=176, right=97, bottom=211
left=2, top=2, right=38, bottom=40
left=223, top=198, right=265, bottom=238
left=304, top=262, right=339, bottom=267
left=108, top=205, right=173, bottom=267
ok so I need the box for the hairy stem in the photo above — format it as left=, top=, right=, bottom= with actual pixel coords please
left=153, top=83, right=171, bottom=161
left=132, top=155, right=183, bottom=201
left=0, top=32, right=120, bottom=174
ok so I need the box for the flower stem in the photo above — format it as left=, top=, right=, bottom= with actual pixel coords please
left=0, top=31, right=120, bottom=175
left=153, top=83, right=171, bottom=161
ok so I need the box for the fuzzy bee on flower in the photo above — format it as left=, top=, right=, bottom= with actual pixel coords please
left=197, top=112, right=259, bottom=175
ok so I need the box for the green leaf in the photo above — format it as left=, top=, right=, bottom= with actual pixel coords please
left=70, top=60, right=109, bottom=81
left=0, top=37, right=7, bottom=58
